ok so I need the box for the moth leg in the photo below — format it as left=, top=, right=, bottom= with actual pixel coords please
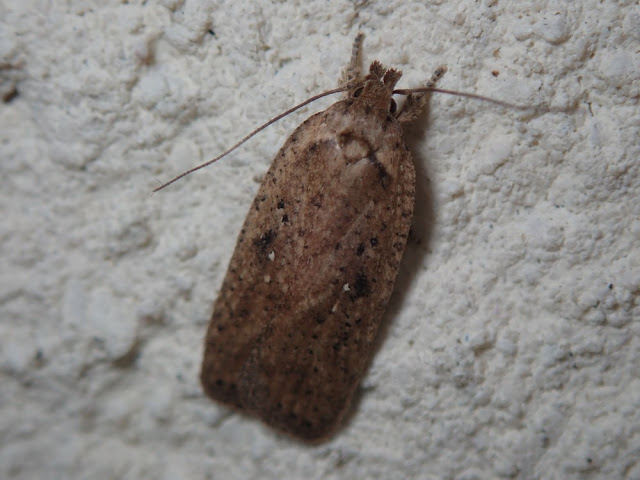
left=396, top=65, right=447, bottom=123
left=339, top=32, right=364, bottom=98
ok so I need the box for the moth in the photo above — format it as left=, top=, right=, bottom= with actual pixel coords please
left=155, top=35, right=524, bottom=441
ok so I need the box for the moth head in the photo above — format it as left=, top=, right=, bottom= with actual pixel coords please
left=350, top=61, right=402, bottom=115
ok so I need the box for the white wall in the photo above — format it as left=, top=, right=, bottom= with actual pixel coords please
left=1, top=1, right=638, bottom=478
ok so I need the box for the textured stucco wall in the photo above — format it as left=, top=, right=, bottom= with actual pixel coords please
left=1, top=1, right=639, bottom=479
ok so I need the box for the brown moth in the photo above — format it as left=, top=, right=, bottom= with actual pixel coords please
left=155, top=35, right=525, bottom=441
left=197, top=36, right=447, bottom=442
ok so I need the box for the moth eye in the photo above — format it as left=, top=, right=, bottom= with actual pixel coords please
left=389, top=98, right=397, bottom=114
left=353, top=86, right=364, bottom=98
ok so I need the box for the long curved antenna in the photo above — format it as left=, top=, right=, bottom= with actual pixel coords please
left=153, top=86, right=350, bottom=192
left=393, top=87, right=533, bottom=110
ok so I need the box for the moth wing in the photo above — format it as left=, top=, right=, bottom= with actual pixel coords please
left=201, top=104, right=415, bottom=440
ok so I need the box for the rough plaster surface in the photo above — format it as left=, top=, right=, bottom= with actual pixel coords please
left=1, top=1, right=639, bottom=479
